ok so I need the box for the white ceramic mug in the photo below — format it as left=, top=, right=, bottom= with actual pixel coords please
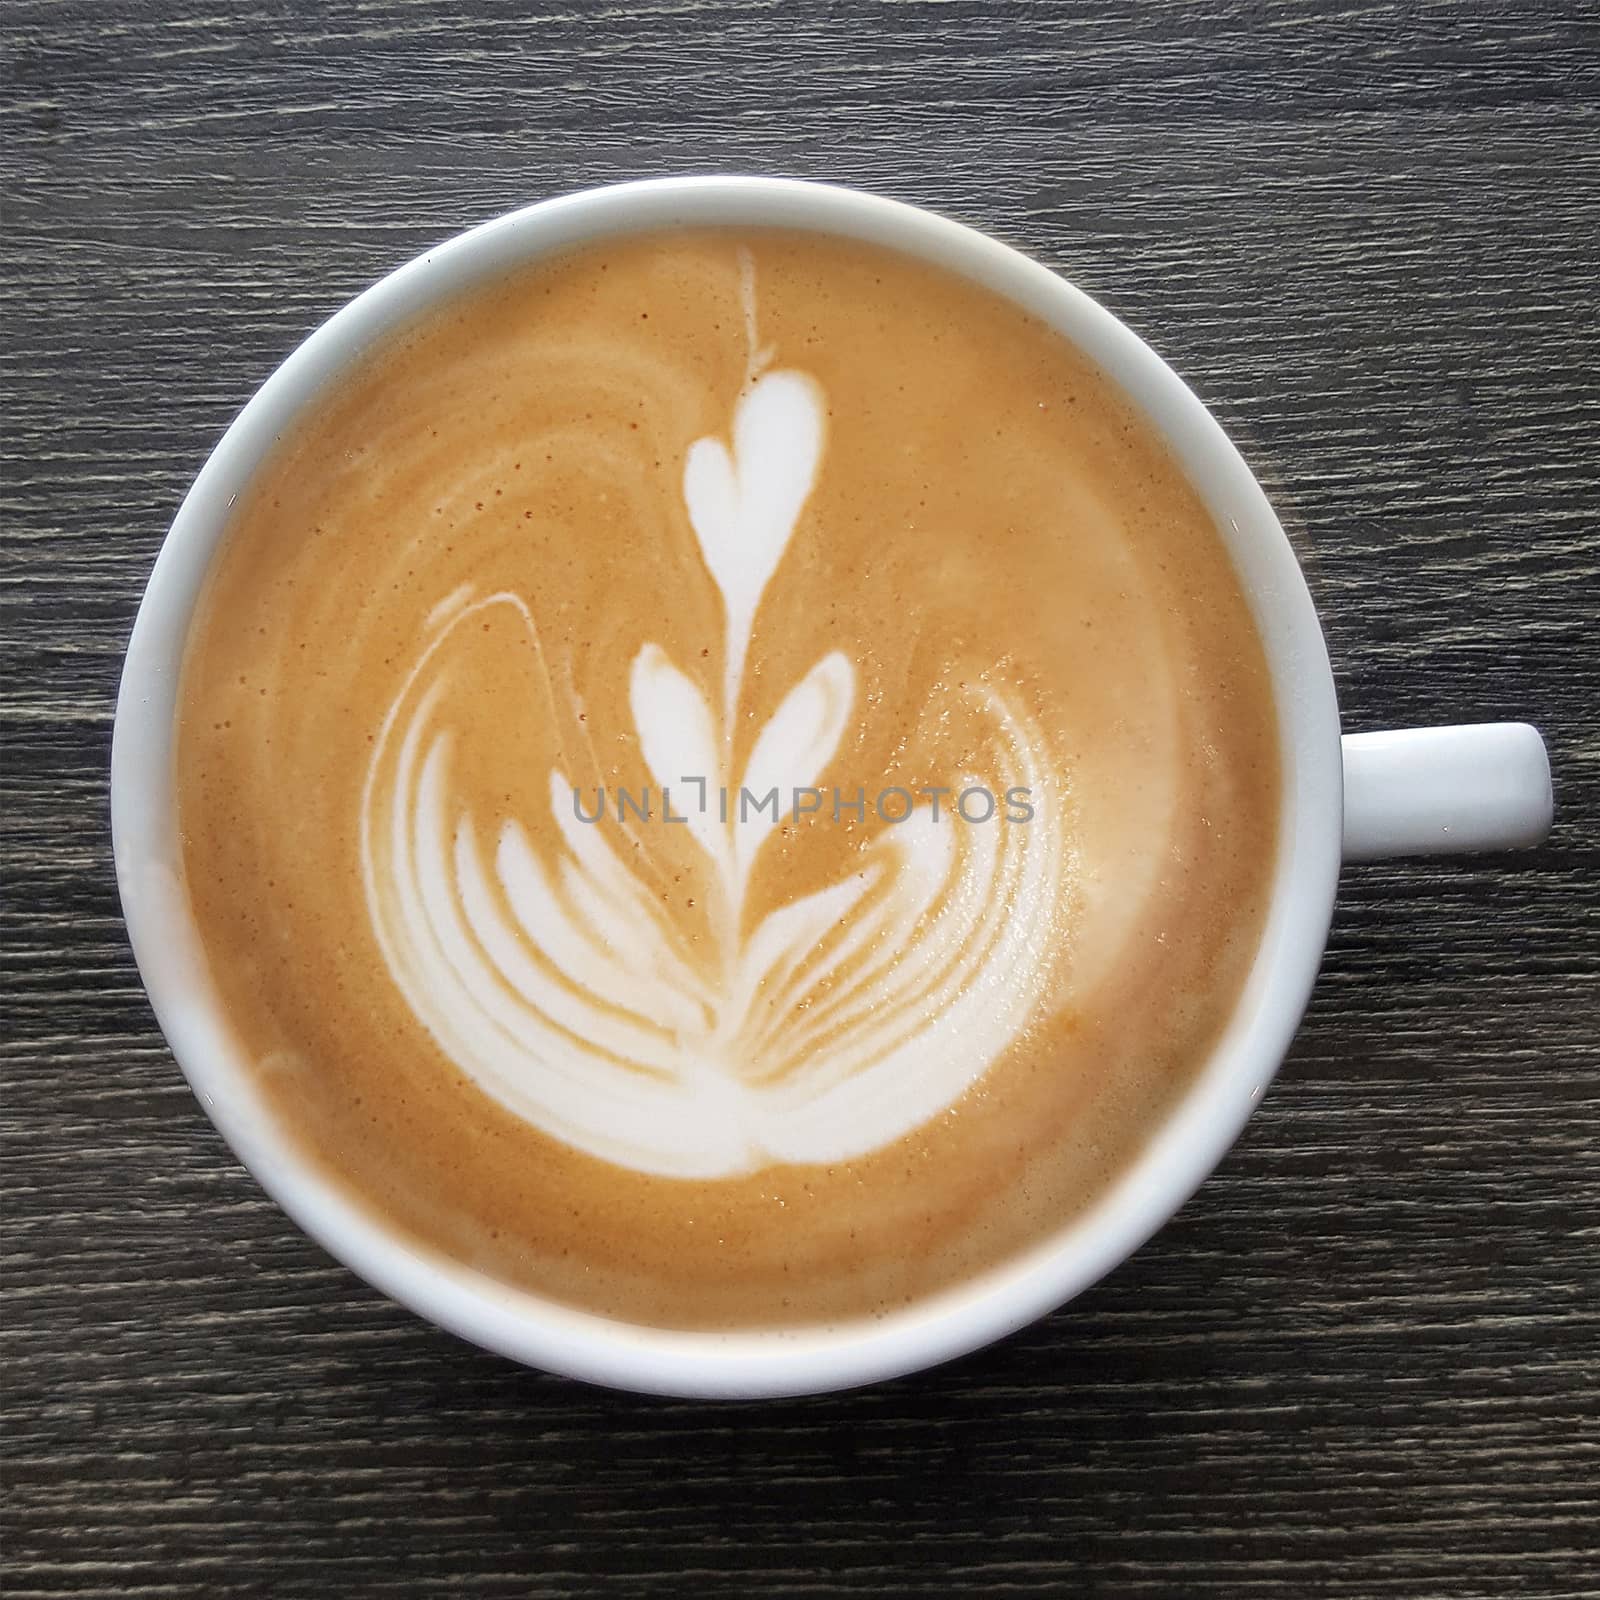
left=112, top=178, right=1553, bottom=1398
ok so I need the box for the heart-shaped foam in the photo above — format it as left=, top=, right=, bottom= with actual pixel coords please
left=683, top=368, right=825, bottom=631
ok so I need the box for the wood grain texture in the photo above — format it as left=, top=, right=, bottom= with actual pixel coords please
left=3, top=0, right=1598, bottom=1594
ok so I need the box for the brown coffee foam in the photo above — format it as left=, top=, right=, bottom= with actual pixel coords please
left=175, top=229, right=1278, bottom=1329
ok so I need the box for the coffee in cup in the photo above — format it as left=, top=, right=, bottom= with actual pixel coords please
left=174, top=227, right=1279, bottom=1329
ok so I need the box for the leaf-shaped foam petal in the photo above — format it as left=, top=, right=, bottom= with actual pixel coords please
left=725, top=868, right=879, bottom=1052
left=496, top=818, right=711, bottom=1037
left=683, top=369, right=825, bottom=626
left=629, top=643, right=725, bottom=866
left=735, top=650, right=855, bottom=885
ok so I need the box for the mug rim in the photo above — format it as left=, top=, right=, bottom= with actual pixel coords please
left=111, top=175, right=1342, bottom=1397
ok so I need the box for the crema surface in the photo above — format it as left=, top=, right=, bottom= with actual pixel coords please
left=176, top=230, right=1279, bottom=1328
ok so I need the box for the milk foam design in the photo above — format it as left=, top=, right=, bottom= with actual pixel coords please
left=360, top=365, right=1071, bottom=1178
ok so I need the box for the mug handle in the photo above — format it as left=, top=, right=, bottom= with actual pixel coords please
left=1342, top=722, right=1553, bottom=861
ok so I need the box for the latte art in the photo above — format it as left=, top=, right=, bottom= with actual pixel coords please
left=361, top=358, right=1072, bottom=1177
left=176, top=229, right=1279, bottom=1329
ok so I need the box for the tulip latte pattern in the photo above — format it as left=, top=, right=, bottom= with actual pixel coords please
left=361, top=364, right=1070, bottom=1179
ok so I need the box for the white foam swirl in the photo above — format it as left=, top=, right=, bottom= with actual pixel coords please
left=360, top=365, right=1072, bottom=1178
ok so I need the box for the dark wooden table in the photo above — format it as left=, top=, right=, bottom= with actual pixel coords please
left=4, top=2, right=1597, bottom=1594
